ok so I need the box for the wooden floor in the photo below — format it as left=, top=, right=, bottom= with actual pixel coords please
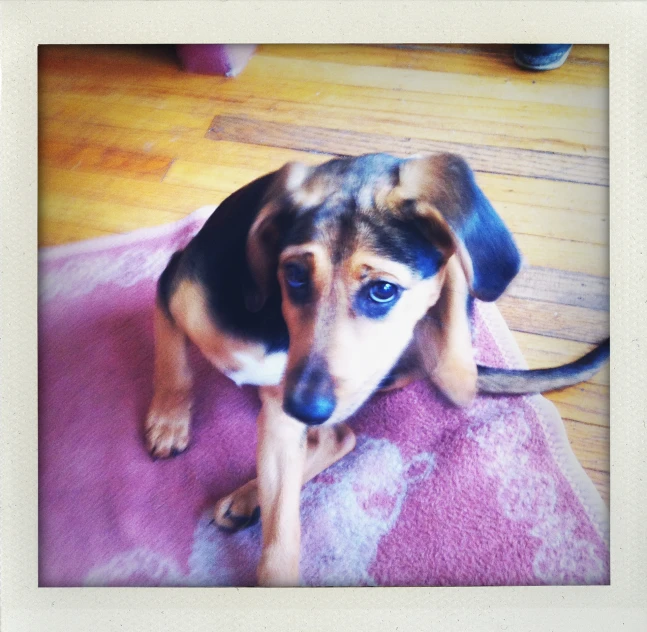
left=37, top=44, right=610, bottom=503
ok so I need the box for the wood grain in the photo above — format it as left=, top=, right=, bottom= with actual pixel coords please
left=506, top=267, right=609, bottom=311
left=563, top=421, right=609, bottom=473
left=497, top=295, right=609, bottom=344
left=261, top=44, right=609, bottom=87
left=206, top=115, right=608, bottom=185
left=245, top=54, right=609, bottom=110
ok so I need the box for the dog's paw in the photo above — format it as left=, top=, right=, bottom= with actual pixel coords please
left=145, top=389, right=192, bottom=459
left=213, top=480, right=261, bottom=532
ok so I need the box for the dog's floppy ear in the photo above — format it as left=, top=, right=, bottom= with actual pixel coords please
left=391, top=153, right=521, bottom=302
left=245, top=161, right=311, bottom=312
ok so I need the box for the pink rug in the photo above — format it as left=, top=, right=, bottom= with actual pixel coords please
left=38, top=207, right=610, bottom=587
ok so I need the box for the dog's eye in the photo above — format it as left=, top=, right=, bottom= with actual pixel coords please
left=368, top=281, right=399, bottom=303
left=284, top=263, right=309, bottom=288
left=355, top=281, right=402, bottom=319
left=283, top=262, right=311, bottom=304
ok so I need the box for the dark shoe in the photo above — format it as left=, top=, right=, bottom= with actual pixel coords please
left=513, top=44, right=573, bottom=71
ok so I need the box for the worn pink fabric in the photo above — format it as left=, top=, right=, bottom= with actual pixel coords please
left=38, top=207, right=609, bottom=587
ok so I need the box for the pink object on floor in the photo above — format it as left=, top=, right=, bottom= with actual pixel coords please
left=38, top=207, right=609, bottom=587
left=175, top=44, right=256, bottom=77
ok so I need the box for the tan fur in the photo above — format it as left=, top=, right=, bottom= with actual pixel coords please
left=145, top=303, right=193, bottom=458
left=170, top=279, right=277, bottom=380
left=254, top=386, right=308, bottom=586
left=416, top=255, right=477, bottom=407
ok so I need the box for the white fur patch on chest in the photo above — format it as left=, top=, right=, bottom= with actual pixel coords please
left=223, top=351, right=288, bottom=387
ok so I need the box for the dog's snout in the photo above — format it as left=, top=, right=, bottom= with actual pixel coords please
left=283, top=358, right=336, bottom=425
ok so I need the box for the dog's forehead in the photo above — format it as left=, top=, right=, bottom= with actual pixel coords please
left=279, top=154, right=447, bottom=277
left=306, top=153, right=401, bottom=205
left=282, top=154, right=403, bottom=250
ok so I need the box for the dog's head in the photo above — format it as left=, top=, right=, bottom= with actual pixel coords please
left=246, top=153, right=520, bottom=425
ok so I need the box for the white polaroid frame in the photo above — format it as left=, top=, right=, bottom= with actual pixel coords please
left=1, top=1, right=645, bottom=630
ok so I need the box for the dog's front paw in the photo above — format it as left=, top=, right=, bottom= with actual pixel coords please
left=213, top=480, right=261, bottom=532
left=145, top=389, right=192, bottom=459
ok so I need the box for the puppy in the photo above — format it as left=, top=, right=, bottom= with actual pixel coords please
left=145, top=152, right=609, bottom=586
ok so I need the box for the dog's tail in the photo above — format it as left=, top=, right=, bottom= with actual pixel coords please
left=476, top=338, right=609, bottom=395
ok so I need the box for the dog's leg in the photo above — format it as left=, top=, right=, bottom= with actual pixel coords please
left=253, top=386, right=311, bottom=587
left=417, top=256, right=477, bottom=407
left=145, top=302, right=193, bottom=458
left=213, top=423, right=356, bottom=532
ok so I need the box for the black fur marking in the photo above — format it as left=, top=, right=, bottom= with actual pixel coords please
left=459, top=186, right=521, bottom=301
left=282, top=207, right=318, bottom=248
left=179, top=173, right=290, bottom=353
left=436, top=157, right=521, bottom=302
left=370, top=216, right=445, bottom=279
left=156, top=250, right=184, bottom=323
left=377, top=373, right=397, bottom=390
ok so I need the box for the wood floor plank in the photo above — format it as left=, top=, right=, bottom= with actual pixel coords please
left=386, top=44, right=609, bottom=65
left=39, top=45, right=185, bottom=80
left=39, top=91, right=215, bottom=137
left=39, top=194, right=185, bottom=241
left=42, top=66, right=608, bottom=138
left=163, top=160, right=268, bottom=193
left=39, top=139, right=174, bottom=181
left=40, top=167, right=226, bottom=216
left=497, top=202, right=608, bottom=245
left=39, top=120, right=336, bottom=172
left=245, top=54, right=609, bottom=110
left=506, top=267, right=609, bottom=311
left=513, top=234, right=608, bottom=277
left=497, top=295, right=609, bottom=344
left=563, top=420, right=609, bottom=473
left=477, top=172, right=608, bottom=214
left=41, top=62, right=609, bottom=159
left=205, top=94, right=608, bottom=157
left=544, top=382, right=609, bottom=428
left=206, top=115, right=608, bottom=185
left=39, top=219, right=115, bottom=246
left=39, top=120, right=610, bottom=214
left=259, top=45, right=609, bottom=87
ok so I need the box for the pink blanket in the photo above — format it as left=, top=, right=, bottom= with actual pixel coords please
left=38, top=207, right=609, bottom=587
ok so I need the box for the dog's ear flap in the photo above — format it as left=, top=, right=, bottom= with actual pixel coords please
left=392, top=153, right=521, bottom=302
left=245, top=161, right=311, bottom=312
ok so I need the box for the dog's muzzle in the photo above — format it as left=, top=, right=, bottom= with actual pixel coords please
left=283, top=357, right=336, bottom=425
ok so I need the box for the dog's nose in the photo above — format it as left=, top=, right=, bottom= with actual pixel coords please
left=284, top=391, right=336, bottom=425
left=283, top=358, right=336, bottom=425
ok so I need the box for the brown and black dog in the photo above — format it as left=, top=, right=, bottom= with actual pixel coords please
left=145, top=152, right=609, bottom=586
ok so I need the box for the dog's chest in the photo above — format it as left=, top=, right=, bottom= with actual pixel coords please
left=223, top=351, right=288, bottom=387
